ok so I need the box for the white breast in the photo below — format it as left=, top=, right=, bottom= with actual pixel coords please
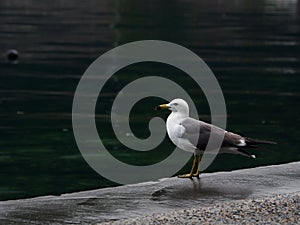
left=166, top=113, right=196, bottom=153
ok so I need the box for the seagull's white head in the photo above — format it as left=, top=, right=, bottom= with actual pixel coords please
left=155, top=98, right=189, bottom=117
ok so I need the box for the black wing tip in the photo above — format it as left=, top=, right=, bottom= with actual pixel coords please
left=245, top=137, right=277, bottom=145
left=237, top=149, right=256, bottom=158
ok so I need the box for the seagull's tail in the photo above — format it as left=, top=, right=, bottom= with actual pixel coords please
left=245, top=137, right=277, bottom=145
left=237, top=138, right=276, bottom=159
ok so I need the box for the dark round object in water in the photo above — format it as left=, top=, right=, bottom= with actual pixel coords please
left=7, top=49, right=19, bottom=62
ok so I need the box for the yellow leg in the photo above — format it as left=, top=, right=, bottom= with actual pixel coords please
left=178, top=155, right=198, bottom=179
left=192, top=155, right=202, bottom=178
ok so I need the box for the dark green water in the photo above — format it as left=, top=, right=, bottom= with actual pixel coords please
left=0, top=0, right=299, bottom=200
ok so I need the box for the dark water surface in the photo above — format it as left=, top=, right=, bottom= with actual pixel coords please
left=0, top=0, right=299, bottom=200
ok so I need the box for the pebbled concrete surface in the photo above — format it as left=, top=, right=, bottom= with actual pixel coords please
left=0, top=162, right=299, bottom=224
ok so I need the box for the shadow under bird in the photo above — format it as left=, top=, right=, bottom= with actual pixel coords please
left=155, top=98, right=276, bottom=179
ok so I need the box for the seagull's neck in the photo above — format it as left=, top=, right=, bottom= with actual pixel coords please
left=168, top=111, right=188, bottom=121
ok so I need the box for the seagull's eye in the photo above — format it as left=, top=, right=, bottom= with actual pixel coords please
left=173, top=103, right=178, bottom=106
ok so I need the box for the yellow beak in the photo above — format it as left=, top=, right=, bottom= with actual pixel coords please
left=155, top=104, right=169, bottom=110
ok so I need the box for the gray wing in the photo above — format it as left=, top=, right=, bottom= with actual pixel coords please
left=180, top=117, right=244, bottom=150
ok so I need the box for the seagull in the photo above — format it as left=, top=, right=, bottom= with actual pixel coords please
left=155, top=98, right=276, bottom=179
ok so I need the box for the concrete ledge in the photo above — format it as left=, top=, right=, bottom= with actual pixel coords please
left=100, top=192, right=299, bottom=225
left=0, top=162, right=299, bottom=224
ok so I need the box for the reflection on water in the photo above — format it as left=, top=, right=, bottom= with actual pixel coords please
left=0, top=0, right=299, bottom=200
